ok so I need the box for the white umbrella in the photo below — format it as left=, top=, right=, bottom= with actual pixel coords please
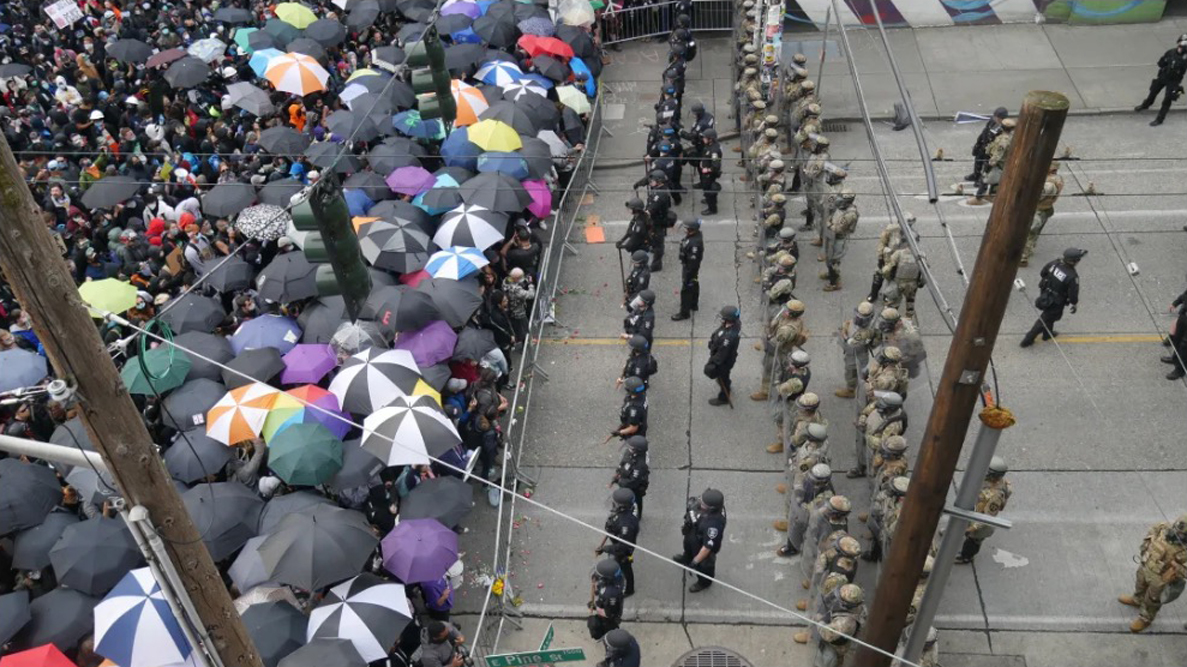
left=329, top=348, right=437, bottom=414
left=433, top=204, right=508, bottom=250
left=187, top=38, right=228, bottom=62
left=536, top=130, right=569, bottom=157
left=557, top=0, right=595, bottom=26
left=307, top=574, right=412, bottom=662
left=499, top=79, right=546, bottom=101
left=424, top=246, right=489, bottom=280
left=94, top=568, right=192, bottom=667
left=361, top=396, right=460, bottom=466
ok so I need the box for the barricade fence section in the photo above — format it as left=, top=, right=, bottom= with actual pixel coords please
left=599, top=0, right=734, bottom=44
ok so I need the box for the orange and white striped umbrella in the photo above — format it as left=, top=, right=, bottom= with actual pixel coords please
left=265, top=53, right=330, bottom=96
left=451, top=80, right=489, bottom=126
left=206, top=382, right=282, bottom=445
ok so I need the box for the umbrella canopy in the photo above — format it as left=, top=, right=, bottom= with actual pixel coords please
left=175, top=332, right=234, bottom=381
left=347, top=93, right=399, bottom=134
left=182, top=482, right=264, bottom=562
left=453, top=325, right=498, bottom=361
left=280, top=344, right=337, bottom=385
left=202, top=182, right=257, bottom=218
left=391, top=110, right=445, bottom=141
left=393, top=320, right=458, bottom=368
left=480, top=99, right=538, bottom=133
left=450, top=80, right=489, bottom=126
left=444, top=42, right=485, bottom=71
left=267, top=423, right=343, bottom=486
left=121, top=344, right=192, bottom=394
left=263, top=386, right=350, bottom=441
left=16, top=588, right=99, bottom=651
left=80, top=175, right=140, bottom=210
left=359, top=285, right=441, bottom=336
left=65, top=466, right=117, bottom=508
left=257, top=490, right=336, bottom=534
left=305, top=142, right=362, bottom=174
left=108, top=39, right=153, bottom=64
left=163, top=378, right=227, bottom=431
left=557, top=84, right=591, bottom=113
left=215, top=7, right=256, bottom=22
left=366, top=200, right=435, bottom=234
left=187, top=37, right=227, bottom=62
left=443, top=0, right=482, bottom=17
left=381, top=518, right=458, bottom=583
left=472, top=14, right=518, bottom=48
left=257, top=253, right=319, bottom=304
left=400, top=476, right=474, bottom=528
left=146, top=48, right=187, bottom=69
left=163, top=430, right=234, bottom=483
left=477, top=151, right=530, bottom=180
left=78, top=278, right=138, bottom=318
left=361, top=395, right=460, bottom=466
left=357, top=220, right=435, bottom=273
left=530, top=54, right=569, bottom=82
left=344, top=171, right=394, bottom=203
left=230, top=315, right=304, bottom=355
left=412, top=174, right=463, bottom=215
left=327, top=109, right=380, bottom=143
left=425, top=246, right=489, bottom=280
left=346, top=0, right=381, bottom=29
left=0, top=591, right=31, bottom=648
left=417, top=278, right=484, bottom=327
left=227, top=82, right=276, bottom=116
left=0, top=348, right=48, bottom=393
left=235, top=204, right=291, bottom=244
left=50, top=517, right=144, bottom=595
left=163, top=57, right=211, bottom=88
left=222, top=347, right=286, bottom=389
left=476, top=59, right=523, bottom=86
left=519, top=34, right=575, bottom=59
left=249, top=31, right=282, bottom=54
left=259, top=182, right=307, bottom=210
left=12, top=512, right=79, bottom=571
left=366, top=137, right=425, bottom=173
left=235, top=585, right=301, bottom=616
left=523, top=178, right=552, bottom=218
left=558, top=0, right=595, bottom=25
left=266, top=52, right=329, bottom=96
left=242, top=601, right=306, bottom=667
left=288, top=37, right=329, bottom=62
left=372, top=46, right=406, bottom=72
left=517, top=16, right=555, bottom=36
left=259, top=126, right=312, bottom=155
left=536, top=129, right=569, bottom=157
left=50, top=417, right=95, bottom=461
left=258, top=506, right=378, bottom=591
left=229, top=536, right=272, bottom=594
left=385, top=165, right=436, bottom=196
left=280, top=639, right=365, bottom=667
left=555, top=24, right=595, bottom=57
left=435, top=204, right=508, bottom=250
left=0, top=459, right=61, bottom=535
left=518, top=137, right=553, bottom=178
left=159, top=294, right=226, bottom=334
left=329, top=348, right=436, bottom=414
left=297, top=296, right=354, bottom=345
left=459, top=172, right=530, bottom=212
left=436, top=13, right=473, bottom=34
left=94, top=568, right=191, bottom=667
left=467, top=118, right=521, bottom=151
left=204, top=255, right=257, bottom=293
left=305, top=18, right=347, bottom=46
left=307, top=574, right=411, bottom=662
left=275, top=2, right=318, bottom=28
left=327, top=439, right=385, bottom=491
left=206, top=382, right=282, bottom=445
left=440, top=127, right=481, bottom=171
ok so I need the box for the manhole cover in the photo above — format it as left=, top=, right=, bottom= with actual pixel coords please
left=673, top=647, right=753, bottom=667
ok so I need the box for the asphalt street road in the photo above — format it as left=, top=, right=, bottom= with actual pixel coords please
left=453, top=34, right=1187, bottom=667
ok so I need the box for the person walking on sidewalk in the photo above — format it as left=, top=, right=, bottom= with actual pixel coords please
left=966, top=107, right=1007, bottom=183
left=1135, top=35, right=1187, bottom=127
left=1020, top=248, right=1085, bottom=348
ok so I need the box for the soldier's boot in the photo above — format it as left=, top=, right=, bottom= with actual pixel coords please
left=846, top=467, right=866, bottom=478
left=966, top=196, right=988, bottom=206
left=1131, top=617, right=1152, bottom=633
left=823, top=282, right=842, bottom=292
left=793, top=630, right=810, bottom=644
left=808, top=237, right=823, bottom=247
left=794, top=598, right=808, bottom=610
left=767, top=442, right=784, bottom=454
left=778, top=544, right=800, bottom=557
left=818, top=270, right=829, bottom=280
left=802, top=578, right=811, bottom=589
left=753, top=341, right=763, bottom=350
left=816, top=253, right=826, bottom=263
left=750, top=389, right=769, bottom=401
left=857, top=512, right=869, bottom=522
left=745, top=251, right=756, bottom=259
left=834, top=387, right=856, bottom=398
left=732, top=145, right=742, bottom=152
left=775, top=482, right=787, bottom=493
left=1118, top=595, right=1139, bottom=607
left=773, top=520, right=789, bottom=531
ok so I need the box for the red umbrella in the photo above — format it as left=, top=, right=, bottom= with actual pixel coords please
left=0, top=645, right=76, bottom=667
left=517, top=35, right=574, bottom=60
left=146, top=47, right=187, bottom=69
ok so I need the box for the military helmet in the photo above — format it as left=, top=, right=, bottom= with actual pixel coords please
left=1173, top=515, right=1187, bottom=539
left=806, top=422, right=828, bottom=442
left=677, top=13, right=691, bottom=27
left=742, top=41, right=756, bottom=51
left=648, top=169, right=666, bottom=181
left=837, top=536, right=861, bottom=557
left=839, top=583, right=864, bottom=606
left=690, top=101, right=704, bottom=113
left=922, top=555, right=935, bottom=578
left=857, top=301, right=875, bottom=316
left=626, top=197, right=644, bottom=211
left=791, top=66, right=808, bottom=78
left=627, top=333, right=649, bottom=350
left=827, top=495, right=851, bottom=515
left=763, top=127, right=778, bottom=139
left=988, top=456, right=1008, bottom=476
left=809, top=463, right=831, bottom=481
left=752, top=100, right=768, bottom=111
left=806, top=103, right=822, bottom=116
left=703, top=128, right=718, bottom=141
left=743, top=53, right=759, bottom=65
left=765, top=114, right=779, bottom=125
left=838, top=187, right=856, bottom=202
left=627, top=435, right=648, bottom=452
left=765, top=214, right=782, bottom=227
left=881, top=435, right=908, bottom=457
left=631, top=250, right=648, bottom=264
left=881, top=307, right=901, bottom=323
left=882, top=346, right=903, bottom=362
left=793, top=53, right=807, bottom=65
left=623, top=376, right=645, bottom=393
left=701, top=487, right=725, bottom=510
left=778, top=226, right=796, bottom=240
left=1001, top=118, right=1017, bottom=129
left=743, top=66, right=757, bottom=76
left=797, top=392, right=820, bottom=409
left=790, top=350, right=810, bottom=367
left=612, top=487, right=635, bottom=508
left=876, top=391, right=904, bottom=410
left=720, top=305, right=740, bottom=321
left=596, top=558, right=620, bottom=579
left=778, top=255, right=796, bottom=268
left=638, top=288, right=656, bottom=304
left=890, top=476, right=911, bottom=495
left=802, top=80, right=816, bottom=91
left=770, top=159, right=785, bottom=171
left=772, top=193, right=787, bottom=204
left=605, top=629, right=633, bottom=650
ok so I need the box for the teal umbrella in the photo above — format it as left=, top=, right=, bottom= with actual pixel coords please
left=120, top=345, right=192, bottom=395
left=267, top=423, right=343, bottom=487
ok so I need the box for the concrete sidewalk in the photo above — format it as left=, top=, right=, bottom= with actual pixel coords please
left=782, top=19, right=1187, bottom=119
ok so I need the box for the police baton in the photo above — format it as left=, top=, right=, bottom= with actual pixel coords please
left=617, top=246, right=627, bottom=301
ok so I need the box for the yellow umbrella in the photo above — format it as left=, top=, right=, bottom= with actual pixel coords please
left=265, top=52, right=330, bottom=96
left=556, top=85, right=591, bottom=114
left=274, top=2, right=318, bottom=29
left=78, top=278, right=139, bottom=319
left=467, top=119, right=522, bottom=151
left=451, top=80, right=489, bottom=126
left=346, top=68, right=382, bottom=82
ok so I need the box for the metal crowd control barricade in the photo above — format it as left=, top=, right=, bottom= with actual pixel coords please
left=599, top=0, right=734, bottom=45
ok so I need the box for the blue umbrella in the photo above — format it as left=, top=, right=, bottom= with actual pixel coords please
left=477, top=151, right=530, bottom=180
left=517, top=16, right=555, bottom=36
left=0, top=348, right=47, bottom=393
left=412, top=174, right=462, bottom=215
left=440, top=128, right=480, bottom=171
left=249, top=48, right=284, bottom=77
left=425, top=247, right=489, bottom=280
left=476, top=60, right=522, bottom=86
left=392, top=110, right=446, bottom=141
left=344, top=188, right=375, bottom=216
left=476, top=0, right=498, bottom=14
left=451, top=27, right=482, bottom=44
left=229, top=315, right=303, bottom=355
left=570, top=56, right=596, bottom=96
left=519, top=72, right=555, bottom=90
left=94, top=568, right=191, bottom=667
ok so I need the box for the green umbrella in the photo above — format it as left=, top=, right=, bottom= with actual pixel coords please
left=267, top=423, right=343, bottom=487
left=120, top=345, right=193, bottom=394
left=78, top=278, right=138, bottom=318
left=234, top=27, right=260, bottom=53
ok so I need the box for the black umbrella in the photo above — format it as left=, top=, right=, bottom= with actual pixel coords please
left=399, top=476, right=474, bottom=528
left=327, top=439, right=384, bottom=491
left=259, top=126, right=311, bottom=155
left=366, top=200, right=435, bottom=234
left=257, top=252, right=319, bottom=303
left=258, top=180, right=306, bottom=207
left=453, top=326, right=497, bottom=361
left=16, top=588, right=98, bottom=651
left=264, top=18, right=301, bottom=48
left=473, top=15, right=517, bottom=47
left=357, top=222, right=436, bottom=274
left=517, top=90, right=559, bottom=128
left=417, top=278, right=483, bottom=327
left=519, top=137, right=554, bottom=179
left=435, top=165, right=476, bottom=183
left=204, top=255, right=256, bottom=293
left=258, top=506, right=378, bottom=591
left=160, top=294, right=226, bottom=334
left=531, top=54, right=569, bottom=82
left=359, top=285, right=441, bottom=334
left=372, top=45, right=406, bottom=72
left=164, top=56, right=211, bottom=88
left=480, top=100, right=538, bottom=134
left=0, top=459, right=62, bottom=535
left=366, top=137, right=425, bottom=173
left=249, top=30, right=281, bottom=52
left=175, top=331, right=234, bottom=381
left=347, top=93, right=398, bottom=137
left=65, top=466, right=118, bottom=507
left=399, top=0, right=433, bottom=21
left=347, top=0, right=381, bottom=29
left=49, top=418, right=94, bottom=479
left=555, top=24, right=595, bottom=58
left=344, top=171, right=394, bottom=202
left=0, top=63, right=31, bottom=78
left=162, top=378, right=226, bottom=431
left=107, top=38, right=153, bottom=64
left=222, top=347, right=286, bottom=389
left=484, top=2, right=514, bottom=20
left=50, top=517, right=144, bottom=595
left=80, top=175, right=140, bottom=210
left=460, top=172, right=530, bottom=212
left=396, top=22, right=427, bottom=44
left=203, top=182, right=258, bottom=217
left=12, top=511, right=79, bottom=571
left=182, top=482, right=264, bottom=562
left=215, top=7, right=256, bottom=22
left=444, top=43, right=486, bottom=72
left=279, top=638, right=366, bottom=667
left=0, top=591, right=31, bottom=647
left=164, top=430, right=234, bottom=483
left=421, top=362, right=452, bottom=391
left=304, top=18, right=347, bottom=47
left=228, top=82, right=276, bottom=117
left=327, top=109, right=381, bottom=143
left=146, top=47, right=187, bottom=69
left=347, top=74, right=417, bottom=110
left=418, top=182, right=462, bottom=213
left=305, top=142, right=362, bottom=174
left=298, top=296, right=348, bottom=344
left=286, top=37, right=328, bottom=64
left=436, top=13, right=473, bottom=34
left=243, top=601, right=306, bottom=667
left=257, top=490, right=335, bottom=533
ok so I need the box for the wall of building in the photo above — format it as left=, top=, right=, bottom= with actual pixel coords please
left=786, top=0, right=1168, bottom=26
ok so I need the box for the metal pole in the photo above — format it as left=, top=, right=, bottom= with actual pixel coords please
left=869, top=6, right=938, bottom=203
left=900, top=412, right=1007, bottom=663
left=817, top=4, right=832, bottom=97
left=0, top=434, right=109, bottom=472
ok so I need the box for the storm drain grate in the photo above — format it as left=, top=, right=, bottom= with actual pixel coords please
left=673, top=647, right=753, bottom=667
left=822, top=121, right=851, bottom=133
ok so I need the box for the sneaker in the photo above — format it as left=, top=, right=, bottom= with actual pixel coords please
left=777, top=544, right=800, bottom=557
left=689, top=581, right=712, bottom=593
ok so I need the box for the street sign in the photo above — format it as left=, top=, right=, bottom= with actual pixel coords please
left=538, top=623, right=554, bottom=651
left=484, top=647, right=585, bottom=667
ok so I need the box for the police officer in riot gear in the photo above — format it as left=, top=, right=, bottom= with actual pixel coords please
left=706, top=306, right=741, bottom=406
left=613, top=376, right=649, bottom=439
left=616, top=198, right=650, bottom=257
left=674, top=488, right=727, bottom=592
left=696, top=129, right=722, bottom=215
left=612, top=435, right=651, bottom=518
left=618, top=334, right=658, bottom=390
left=598, top=629, right=641, bottom=667
left=654, top=85, right=680, bottom=127
left=682, top=101, right=715, bottom=146
left=1020, top=247, right=1085, bottom=348
left=588, top=558, right=624, bottom=640
left=622, top=288, right=656, bottom=344
left=596, top=487, right=641, bottom=597
left=632, top=171, right=673, bottom=270
left=672, top=219, right=704, bottom=321
left=624, top=250, right=650, bottom=307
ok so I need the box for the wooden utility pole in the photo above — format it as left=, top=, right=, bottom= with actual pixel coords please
left=855, top=90, right=1068, bottom=667
left=0, top=138, right=262, bottom=667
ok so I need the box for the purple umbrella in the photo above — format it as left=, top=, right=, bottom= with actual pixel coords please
left=280, top=344, right=338, bottom=385
left=523, top=178, right=552, bottom=219
left=392, top=321, right=458, bottom=369
left=386, top=165, right=437, bottom=197
left=229, top=315, right=303, bottom=355
left=380, top=518, right=458, bottom=583
left=441, top=1, right=480, bottom=18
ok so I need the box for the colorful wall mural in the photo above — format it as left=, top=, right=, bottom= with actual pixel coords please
left=785, top=0, right=1168, bottom=26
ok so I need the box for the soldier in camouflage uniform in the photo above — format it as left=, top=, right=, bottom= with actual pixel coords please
left=850, top=391, right=905, bottom=479
left=753, top=299, right=807, bottom=401
left=903, top=555, right=935, bottom=631
left=755, top=196, right=789, bottom=246
left=794, top=103, right=823, bottom=148
left=968, top=117, right=1016, bottom=205
left=811, top=162, right=848, bottom=252
left=880, top=236, right=925, bottom=318
left=864, top=475, right=909, bottom=562
left=777, top=462, right=833, bottom=555
left=798, top=494, right=849, bottom=586
left=757, top=157, right=786, bottom=199
left=1119, top=514, right=1187, bottom=632
left=782, top=423, right=832, bottom=529
left=781, top=64, right=809, bottom=130
left=1021, top=162, right=1064, bottom=267
left=870, top=211, right=916, bottom=302
left=801, top=134, right=830, bottom=236
left=763, top=256, right=797, bottom=319
left=865, top=345, right=910, bottom=400
left=743, top=126, right=777, bottom=180
left=868, top=435, right=909, bottom=515
left=821, top=187, right=858, bottom=292
left=797, top=539, right=862, bottom=644
left=776, top=391, right=825, bottom=457
left=771, top=351, right=811, bottom=443
left=837, top=300, right=878, bottom=399
left=956, top=456, right=1012, bottom=564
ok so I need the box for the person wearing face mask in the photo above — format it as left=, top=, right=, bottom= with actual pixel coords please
left=620, top=289, right=656, bottom=345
